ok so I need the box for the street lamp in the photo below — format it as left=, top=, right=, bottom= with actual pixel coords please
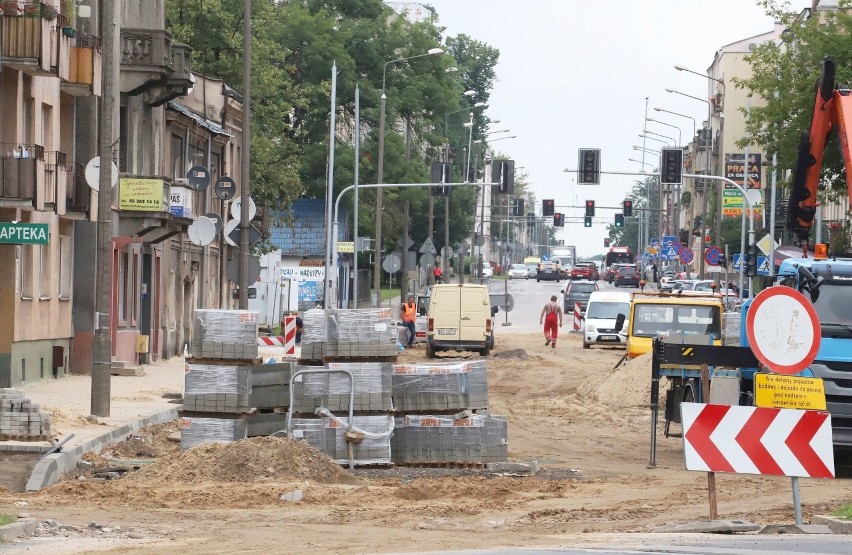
left=633, top=145, right=659, bottom=155
left=639, top=133, right=671, bottom=146
left=654, top=107, right=696, bottom=145
left=628, top=158, right=654, bottom=170
left=646, top=117, right=681, bottom=146
left=641, top=129, right=675, bottom=145
left=374, top=47, right=444, bottom=306
left=666, top=86, right=713, bottom=279
left=445, top=102, right=486, bottom=136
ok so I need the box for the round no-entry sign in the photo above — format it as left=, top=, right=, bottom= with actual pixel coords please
left=745, top=286, right=821, bottom=375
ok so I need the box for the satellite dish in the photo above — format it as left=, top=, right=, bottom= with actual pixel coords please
left=186, top=165, right=211, bottom=191
left=85, top=157, right=119, bottom=191
left=230, top=197, right=257, bottom=222
left=187, top=216, right=217, bottom=246
left=223, top=219, right=240, bottom=247
left=382, top=253, right=401, bottom=274
left=214, top=176, right=237, bottom=200
left=204, top=212, right=223, bottom=234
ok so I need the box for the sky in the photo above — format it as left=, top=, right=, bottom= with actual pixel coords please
left=416, top=0, right=812, bottom=258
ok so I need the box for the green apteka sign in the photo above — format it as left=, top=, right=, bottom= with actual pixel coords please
left=0, top=222, right=49, bottom=245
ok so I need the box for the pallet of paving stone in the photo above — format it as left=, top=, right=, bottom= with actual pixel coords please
left=391, top=360, right=489, bottom=413
left=290, top=414, right=394, bottom=466
left=179, top=414, right=250, bottom=449
left=291, top=362, right=394, bottom=414
left=184, top=362, right=253, bottom=414
left=246, top=412, right=289, bottom=437
left=191, top=309, right=260, bottom=361
left=0, top=388, right=52, bottom=438
left=390, top=414, right=508, bottom=465
left=249, top=362, right=293, bottom=410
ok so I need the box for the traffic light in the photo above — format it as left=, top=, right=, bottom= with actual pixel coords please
left=512, top=198, right=524, bottom=217
left=430, top=162, right=452, bottom=196
left=494, top=159, right=515, bottom=194
left=585, top=200, right=595, bottom=217
left=614, top=213, right=624, bottom=228
left=584, top=216, right=592, bottom=227
left=543, top=199, right=555, bottom=216
left=745, top=244, right=759, bottom=277
left=623, top=199, right=633, bottom=217
left=604, top=238, right=611, bottom=248
left=553, top=213, right=564, bottom=227
left=578, top=148, right=601, bottom=185
left=527, top=211, right=535, bottom=227
left=660, top=148, right=684, bottom=185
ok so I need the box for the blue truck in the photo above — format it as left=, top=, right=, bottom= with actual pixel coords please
left=738, top=255, right=852, bottom=451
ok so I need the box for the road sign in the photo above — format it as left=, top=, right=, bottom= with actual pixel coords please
left=681, top=403, right=833, bottom=478
left=440, top=246, right=454, bottom=259
left=662, top=235, right=676, bottom=248
left=757, top=233, right=779, bottom=256
left=755, top=374, right=826, bottom=410
left=382, top=253, right=401, bottom=273
left=419, top=253, right=435, bottom=269
left=704, top=246, right=722, bottom=266
left=671, top=241, right=684, bottom=255
left=419, top=237, right=437, bottom=255
left=732, top=254, right=769, bottom=275
left=662, top=245, right=678, bottom=260
left=746, top=286, right=820, bottom=375
left=0, top=222, right=48, bottom=245
left=489, top=293, right=514, bottom=312
left=227, top=222, right=263, bottom=247
left=679, top=248, right=694, bottom=265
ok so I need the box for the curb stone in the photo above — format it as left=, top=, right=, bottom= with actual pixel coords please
left=811, top=515, right=852, bottom=533
left=0, top=519, right=38, bottom=540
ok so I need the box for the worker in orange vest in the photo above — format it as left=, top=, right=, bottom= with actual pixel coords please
left=400, top=294, right=417, bottom=348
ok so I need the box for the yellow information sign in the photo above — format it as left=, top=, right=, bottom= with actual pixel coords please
left=337, top=241, right=354, bottom=253
left=119, top=178, right=165, bottom=211
left=755, top=373, right=826, bottom=410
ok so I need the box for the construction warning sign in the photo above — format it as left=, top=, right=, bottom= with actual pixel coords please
left=755, top=373, right=826, bottom=410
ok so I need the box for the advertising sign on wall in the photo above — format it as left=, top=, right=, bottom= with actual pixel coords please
left=119, top=178, right=165, bottom=211
left=723, top=153, right=763, bottom=217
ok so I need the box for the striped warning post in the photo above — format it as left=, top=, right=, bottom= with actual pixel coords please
left=573, top=302, right=582, bottom=331
left=257, top=336, right=284, bottom=346
left=282, top=316, right=296, bottom=355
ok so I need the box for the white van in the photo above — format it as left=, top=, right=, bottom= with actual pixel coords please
left=583, top=291, right=632, bottom=349
left=426, top=284, right=496, bottom=358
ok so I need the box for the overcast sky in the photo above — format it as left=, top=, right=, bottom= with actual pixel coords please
left=418, top=0, right=811, bottom=258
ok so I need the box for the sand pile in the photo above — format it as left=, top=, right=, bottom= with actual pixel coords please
left=578, top=352, right=653, bottom=408
left=103, top=421, right=181, bottom=459
left=128, top=436, right=358, bottom=485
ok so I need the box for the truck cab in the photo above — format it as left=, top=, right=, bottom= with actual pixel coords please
left=626, top=292, right=723, bottom=359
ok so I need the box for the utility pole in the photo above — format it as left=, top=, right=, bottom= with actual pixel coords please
left=238, top=0, right=252, bottom=309
left=92, top=0, right=116, bottom=417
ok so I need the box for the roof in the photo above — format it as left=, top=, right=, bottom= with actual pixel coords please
left=268, top=199, right=347, bottom=257
left=167, top=101, right=229, bottom=136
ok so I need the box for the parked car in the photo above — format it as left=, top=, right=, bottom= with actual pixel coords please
left=507, top=263, right=528, bottom=279
left=606, top=263, right=631, bottom=283
left=614, top=266, right=641, bottom=288
left=525, top=264, right=538, bottom=278
left=562, top=280, right=599, bottom=314
left=571, top=261, right=599, bottom=281
left=658, top=270, right=678, bottom=291
left=536, top=261, right=561, bottom=282
left=583, top=291, right=632, bottom=349
left=479, top=262, right=493, bottom=280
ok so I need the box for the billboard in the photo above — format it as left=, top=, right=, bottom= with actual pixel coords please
left=723, top=153, right=762, bottom=217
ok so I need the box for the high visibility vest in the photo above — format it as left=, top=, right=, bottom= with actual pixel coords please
left=402, top=302, right=417, bottom=323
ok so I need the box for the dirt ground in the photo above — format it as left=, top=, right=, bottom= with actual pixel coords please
left=1, top=331, right=849, bottom=553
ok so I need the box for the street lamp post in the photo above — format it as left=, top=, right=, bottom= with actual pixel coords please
left=641, top=130, right=675, bottom=145
left=676, top=65, right=726, bottom=253
left=654, top=108, right=696, bottom=143
left=666, top=87, right=712, bottom=279
left=374, top=48, right=443, bottom=306
left=646, top=117, right=681, bottom=146
left=640, top=134, right=671, bottom=147
left=474, top=134, right=516, bottom=278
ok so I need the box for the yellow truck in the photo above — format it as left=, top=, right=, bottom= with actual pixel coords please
left=625, top=292, right=724, bottom=359
left=426, top=284, right=496, bottom=358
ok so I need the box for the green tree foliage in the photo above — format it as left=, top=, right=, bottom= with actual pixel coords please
left=738, top=0, right=852, bottom=204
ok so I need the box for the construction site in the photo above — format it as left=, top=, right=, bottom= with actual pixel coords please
left=0, top=307, right=848, bottom=553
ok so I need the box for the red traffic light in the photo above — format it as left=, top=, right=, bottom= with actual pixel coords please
left=585, top=200, right=595, bottom=217
left=543, top=199, right=555, bottom=216
left=623, top=199, right=633, bottom=217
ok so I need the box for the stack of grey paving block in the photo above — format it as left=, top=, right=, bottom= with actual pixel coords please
left=0, top=389, right=52, bottom=438
left=723, top=312, right=741, bottom=346
left=292, top=362, right=393, bottom=413
left=190, top=309, right=259, bottom=361
left=391, top=415, right=508, bottom=464
left=291, top=415, right=394, bottom=465
left=249, top=362, right=294, bottom=409
left=180, top=416, right=248, bottom=449
left=392, top=360, right=489, bottom=412
left=300, top=309, right=328, bottom=361
left=183, top=363, right=252, bottom=414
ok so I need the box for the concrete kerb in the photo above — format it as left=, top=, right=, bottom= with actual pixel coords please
left=0, top=518, right=38, bottom=540
left=24, top=407, right=178, bottom=492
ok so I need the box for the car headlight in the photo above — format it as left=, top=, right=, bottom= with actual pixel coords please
left=586, top=324, right=596, bottom=333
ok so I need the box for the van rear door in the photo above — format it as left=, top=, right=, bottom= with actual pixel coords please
left=432, top=286, right=461, bottom=341
left=460, top=287, right=488, bottom=342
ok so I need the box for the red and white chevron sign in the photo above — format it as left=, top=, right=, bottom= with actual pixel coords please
left=681, top=403, right=834, bottom=478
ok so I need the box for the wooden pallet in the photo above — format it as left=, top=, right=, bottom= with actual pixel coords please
left=321, top=356, right=399, bottom=363
left=0, top=433, right=52, bottom=442
left=185, top=356, right=262, bottom=366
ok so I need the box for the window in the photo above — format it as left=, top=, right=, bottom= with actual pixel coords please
left=59, top=235, right=72, bottom=298
left=119, top=105, right=128, bottom=172
left=118, top=252, right=128, bottom=321
left=20, top=245, right=34, bottom=298
left=171, top=133, right=185, bottom=178
left=39, top=242, right=50, bottom=298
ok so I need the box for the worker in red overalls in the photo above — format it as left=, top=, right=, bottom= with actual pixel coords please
left=539, top=294, right=563, bottom=348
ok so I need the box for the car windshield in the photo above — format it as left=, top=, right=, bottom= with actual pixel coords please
left=571, top=283, right=597, bottom=293
left=511, top=264, right=526, bottom=270
left=587, top=302, right=630, bottom=319
left=618, top=268, right=636, bottom=275
left=632, top=304, right=721, bottom=338
left=811, top=281, right=852, bottom=334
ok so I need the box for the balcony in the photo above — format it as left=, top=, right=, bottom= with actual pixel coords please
left=0, top=143, right=47, bottom=209
left=120, top=28, right=193, bottom=106
left=61, top=34, right=103, bottom=96
left=0, top=3, right=71, bottom=80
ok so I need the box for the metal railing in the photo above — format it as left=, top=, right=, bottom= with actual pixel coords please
left=1, top=142, right=45, bottom=160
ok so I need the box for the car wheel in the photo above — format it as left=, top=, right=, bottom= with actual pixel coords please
left=480, top=347, right=491, bottom=357
left=583, top=341, right=590, bottom=349
left=536, top=278, right=540, bottom=283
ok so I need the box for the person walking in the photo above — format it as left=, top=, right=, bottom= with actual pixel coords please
left=401, top=294, right=418, bottom=348
left=433, top=264, right=443, bottom=284
left=539, top=294, right=563, bottom=348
